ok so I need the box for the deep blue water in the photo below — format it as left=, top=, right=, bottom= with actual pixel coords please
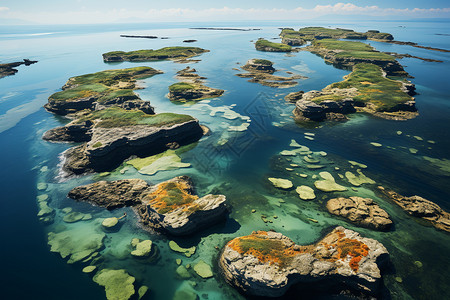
left=0, top=20, right=449, bottom=300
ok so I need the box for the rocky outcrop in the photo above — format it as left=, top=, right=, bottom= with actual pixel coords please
left=0, top=59, right=37, bottom=79
left=255, top=39, right=292, bottom=52
left=169, top=68, right=224, bottom=102
left=68, top=176, right=228, bottom=235
left=327, top=197, right=393, bottom=230
left=378, top=187, right=450, bottom=232
left=281, top=37, right=305, bottom=46
left=52, top=117, right=204, bottom=175
left=136, top=176, right=228, bottom=235
left=236, top=59, right=306, bottom=88
left=293, top=94, right=356, bottom=122
left=68, top=179, right=150, bottom=209
left=285, top=91, right=304, bottom=103
left=220, top=227, right=389, bottom=297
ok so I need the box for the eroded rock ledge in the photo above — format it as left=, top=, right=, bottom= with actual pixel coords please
left=69, top=176, right=227, bottom=235
left=0, top=59, right=38, bottom=79
left=327, top=196, right=393, bottom=230
left=220, top=227, right=389, bottom=297
left=378, top=187, right=450, bottom=232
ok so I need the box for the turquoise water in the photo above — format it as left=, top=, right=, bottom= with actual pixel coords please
left=0, top=21, right=449, bottom=299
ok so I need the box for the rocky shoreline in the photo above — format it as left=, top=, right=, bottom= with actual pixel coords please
left=102, top=47, right=209, bottom=62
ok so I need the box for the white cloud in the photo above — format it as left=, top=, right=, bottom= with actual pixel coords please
left=2, top=3, right=450, bottom=24
left=0, top=7, right=10, bottom=12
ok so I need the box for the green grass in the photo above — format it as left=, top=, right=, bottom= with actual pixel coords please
left=49, top=67, right=160, bottom=102
left=169, top=82, right=195, bottom=92
left=313, top=39, right=395, bottom=61
left=103, top=47, right=208, bottom=61
left=310, top=94, right=346, bottom=103
left=78, top=107, right=194, bottom=128
left=255, top=39, right=292, bottom=52
left=280, top=27, right=393, bottom=42
left=252, top=59, right=273, bottom=66
left=328, top=63, right=412, bottom=111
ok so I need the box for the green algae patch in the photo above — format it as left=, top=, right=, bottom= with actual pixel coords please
left=169, top=240, right=196, bottom=257
left=314, top=172, right=347, bottom=192
left=328, top=63, right=413, bottom=112
left=103, top=47, right=209, bottom=62
left=193, top=260, right=213, bottom=278
left=126, top=149, right=191, bottom=175
left=93, top=269, right=135, bottom=300
left=79, top=107, right=194, bottom=128
left=48, top=226, right=105, bottom=264
left=255, top=39, right=292, bottom=52
left=48, top=67, right=161, bottom=103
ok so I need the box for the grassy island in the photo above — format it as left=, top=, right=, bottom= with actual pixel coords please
left=48, top=67, right=162, bottom=104
left=279, top=27, right=393, bottom=44
left=327, top=63, right=412, bottom=111
left=312, top=39, right=395, bottom=61
left=102, top=47, right=209, bottom=62
left=255, top=39, right=292, bottom=52
left=77, top=107, right=194, bottom=128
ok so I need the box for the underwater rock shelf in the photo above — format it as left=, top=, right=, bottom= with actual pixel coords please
left=220, top=226, right=389, bottom=297
left=69, top=176, right=228, bottom=235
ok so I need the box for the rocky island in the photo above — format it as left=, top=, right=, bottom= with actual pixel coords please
left=69, top=176, right=228, bottom=235
left=0, top=59, right=38, bottom=79
left=255, top=39, right=292, bottom=52
left=327, top=196, right=393, bottom=230
left=43, top=67, right=205, bottom=175
left=168, top=67, right=224, bottom=103
left=220, top=226, right=389, bottom=297
left=378, top=187, right=450, bottom=232
left=291, top=63, right=417, bottom=121
left=102, top=47, right=209, bottom=62
left=236, top=59, right=306, bottom=88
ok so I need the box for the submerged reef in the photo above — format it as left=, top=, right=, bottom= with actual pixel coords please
left=69, top=176, right=228, bottom=235
left=102, top=47, right=209, bottom=62
left=43, top=67, right=204, bottom=175
left=236, top=59, right=306, bottom=88
left=378, top=187, right=450, bottom=232
left=220, top=226, right=389, bottom=297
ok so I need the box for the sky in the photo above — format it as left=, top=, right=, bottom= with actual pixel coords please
left=0, top=1, right=449, bottom=24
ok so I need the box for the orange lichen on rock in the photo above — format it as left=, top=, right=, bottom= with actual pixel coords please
left=143, top=181, right=199, bottom=214
left=226, top=231, right=302, bottom=268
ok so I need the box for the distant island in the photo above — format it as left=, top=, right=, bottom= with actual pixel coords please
left=0, top=59, right=37, bottom=79
left=190, top=27, right=260, bottom=31
left=102, top=46, right=209, bottom=62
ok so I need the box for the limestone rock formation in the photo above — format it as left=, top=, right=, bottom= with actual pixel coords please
left=220, top=227, right=389, bottom=297
left=69, top=176, right=228, bottom=235
left=378, top=187, right=450, bottom=232
left=137, top=176, right=228, bottom=235
left=327, top=196, right=393, bottom=230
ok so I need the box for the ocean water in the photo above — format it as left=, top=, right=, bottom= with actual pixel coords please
left=0, top=20, right=449, bottom=300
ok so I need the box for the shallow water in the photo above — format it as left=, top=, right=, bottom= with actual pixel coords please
left=1, top=20, right=449, bottom=299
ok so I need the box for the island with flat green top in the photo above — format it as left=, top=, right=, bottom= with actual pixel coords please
left=255, top=39, right=292, bottom=52
left=102, top=46, right=209, bottom=62
left=43, top=67, right=205, bottom=176
left=279, top=27, right=393, bottom=44
left=291, top=63, right=417, bottom=122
